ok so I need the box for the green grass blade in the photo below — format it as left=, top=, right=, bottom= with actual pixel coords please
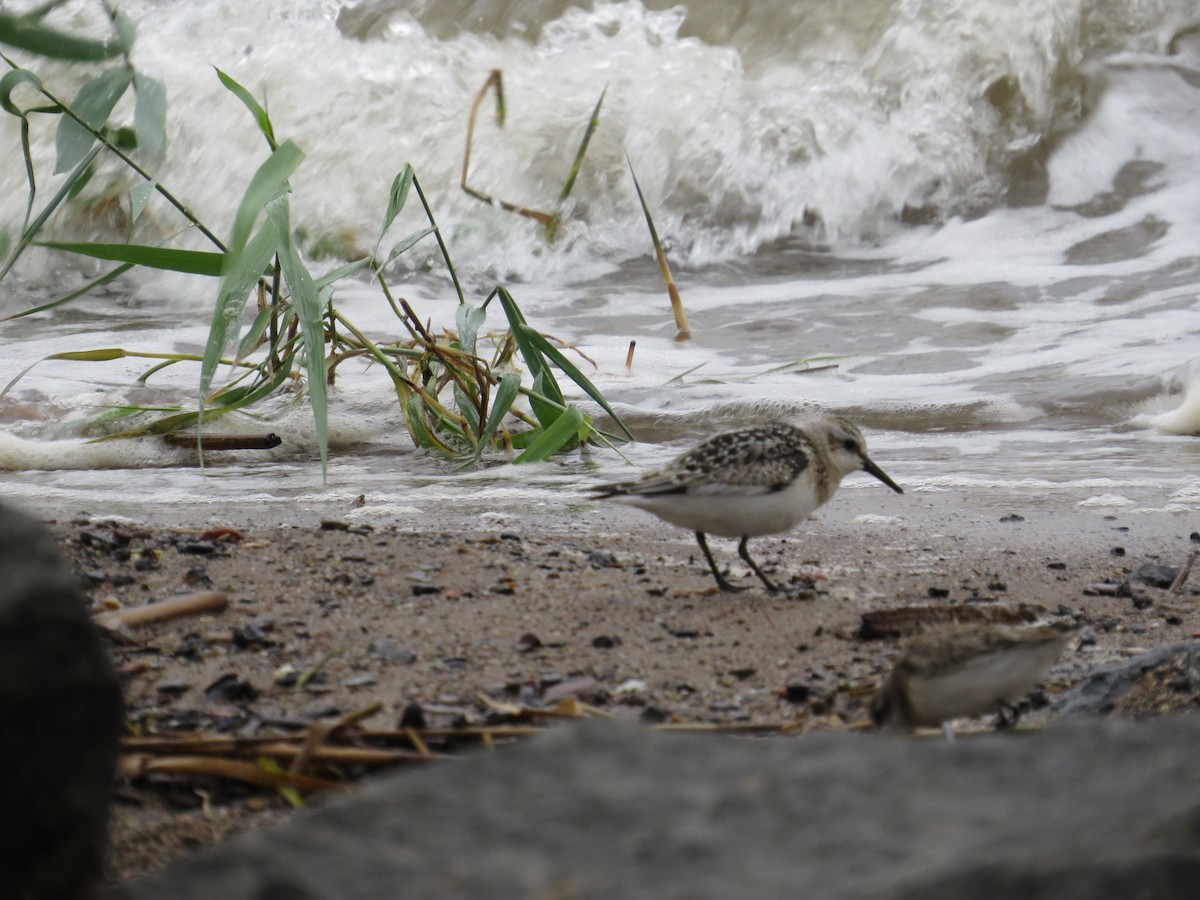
left=380, top=225, right=436, bottom=268
left=36, top=241, right=224, bottom=275
left=513, top=405, right=587, bottom=463
left=201, top=222, right=278, bottom=420
left=374, top=164, right=413, bottom=260
left=129, top=179, right=155, bottom=224
left=132, top=72, right=167, bottom=162
left=455, top=302, right=485, bottom=355
left=314, top=257, right=371, bottom=289
left=268, top=198, right=329, bottom=478
left=472, top=371, right=520, bottom=462
left=513, top=323, right=634, bottom=441
left=55, top=66, right=132, bottom=173
left=229, top=139, right=303, bottom=258
left=0, top=14, right=126, bottom=61
left=215, top=67, right=277, bottom=151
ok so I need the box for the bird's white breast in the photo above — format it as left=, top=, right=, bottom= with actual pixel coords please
left=612, top=477, right=826, bottom=538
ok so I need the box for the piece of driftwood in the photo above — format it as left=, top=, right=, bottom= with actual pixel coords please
left=95, top=591, right=228, bottom=630
left=162, top=432, right=282, bottom=450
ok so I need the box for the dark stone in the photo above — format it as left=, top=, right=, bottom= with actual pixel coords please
left=1135, top=563, right=1179, bottom=589
left=0, top=503, right=122, bottom=900
left=110, top=717, right=1200, bottom=900
left=1055, top=642, right=1200, bottom=716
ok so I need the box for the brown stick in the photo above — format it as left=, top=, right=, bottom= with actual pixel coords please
left=1169, top=551, right=1198, bottom=594
left=95, top=591, right=228, bottom=630
left=162, top=432, right=282, bottom=450
left=625, top=340, right=636, bottom=372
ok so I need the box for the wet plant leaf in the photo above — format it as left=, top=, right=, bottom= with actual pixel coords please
left=0, top=14, right=126, bottom=61
left=513, top=405, right=587, bottom=463
left=268, top=198, right=329, bottom=478
left=514, top=323, right=633, bottom=441
left=229, top=139, right=303, bottom=258
left=55, top=66, right=132, bottom=172
left=215, top=67, right=277, bottom=151
left=36, top=241, right=224, bottom=275
left=473, top=371, right=521, bottom=462
left=132, top=72, right=167, bottom=162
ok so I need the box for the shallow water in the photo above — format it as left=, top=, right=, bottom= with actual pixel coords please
left=1, top=0, right=1199, bottom=526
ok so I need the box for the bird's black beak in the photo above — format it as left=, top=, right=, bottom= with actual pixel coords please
left=862, top=456, right=903, bottom=494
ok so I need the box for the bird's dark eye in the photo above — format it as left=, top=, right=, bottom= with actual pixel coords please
left=842, top=438, right=858, bottom=452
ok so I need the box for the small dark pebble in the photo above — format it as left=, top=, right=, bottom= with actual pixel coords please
left=639, top=706, right=671, bottom=724
left=110, top=574, right=137, bottom=587
left=172, top=633, right=211, bottom=659
left=668, top=627, right=700, bottom=639
left=729, top=667, right=757, bottom=681
left=588, top=550, right=620, bottom=569
left=1131, top=593, right=1154, bottom=611
left=184, top=566, right=213, bottom=587
left=1191, top=532, right=1200, bottom=543
left=927, top=587, right=950, bottom=599
left=1000, top=514, right=1025, bottom=523
left=232, top=624, right=271, bottom=648
left=347, top=526, right=374, bottom=536
left=177, top=541, right=217, bottom=556
left=488, top=582, right=516, bottom=595
left=516, top=632, right=542, bottom=652
left=1111, top=547, right=1126, bottom=557
left=79, top=529, right=124, bottom=549
left=592, top=635, right=621, bottom=649
left=155, top=679, right=191, bottom=696
left=341, top=552, right=368, bottom=563
left=1166, top=615, right=1184, bottom=626
left=500, top=532, right=521, bottom=542
left=320, top=520, right=350, bottom=531
left=204, top=673, right=258, bottom=704
left=399, top=702, right=426, bottom=729
left=987, top=581, right=1007, bottom=592
left=440, top=656, right=468, bottom=669
left=1046, top=562, right=1067, bottom=571
left=783, top=684, right=810, bottom=704
left=134, top=555, right=160, bottom=572
left=411, top=583, right=441, bottom=596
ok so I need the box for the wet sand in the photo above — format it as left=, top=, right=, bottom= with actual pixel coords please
left=49, top=492, right=1199, bottom=885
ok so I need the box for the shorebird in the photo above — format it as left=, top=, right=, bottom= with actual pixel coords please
left=589, top=415, right=902, bottom=593
left=870, top=622, right=1077, bottom=740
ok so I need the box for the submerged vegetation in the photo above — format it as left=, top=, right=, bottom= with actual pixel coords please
left=0, top=2, right=635, bottom=476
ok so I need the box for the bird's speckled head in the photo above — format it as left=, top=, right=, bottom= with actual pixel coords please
left=812, top=416, right=903, bottom=493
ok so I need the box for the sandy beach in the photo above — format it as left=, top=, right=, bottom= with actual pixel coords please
left=45, top=488, right=1198, bottom=886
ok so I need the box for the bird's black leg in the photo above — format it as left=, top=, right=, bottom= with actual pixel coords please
left=737, top=536, right=780, bottom=593
left=695, top=531, right=745, bottom=592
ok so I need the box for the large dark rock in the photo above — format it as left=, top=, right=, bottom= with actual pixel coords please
left=0, top=504, right=123, bottom=899
left=1054, top=641, right=1200, bottom=716
left=112, top=715, right=1200, bottom=899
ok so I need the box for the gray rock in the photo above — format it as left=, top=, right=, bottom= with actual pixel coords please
left=111, top=715, right=1200, bottom=899
left=0, top=504, right=123, bottom=899
left=1054, top=641, right=1200, bottom=716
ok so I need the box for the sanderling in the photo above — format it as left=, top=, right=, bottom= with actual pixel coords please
left=589, top=415, right=902, bottom=593
left=870, top=622, right=1077, bottom=740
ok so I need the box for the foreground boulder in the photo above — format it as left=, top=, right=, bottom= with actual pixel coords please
left=113, top=715, right=1200, bottom=899
left=0, top=503, right=122, bottom=900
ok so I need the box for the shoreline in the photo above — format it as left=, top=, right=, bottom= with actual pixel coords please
left=34, top=491, right=1200, bottom=884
